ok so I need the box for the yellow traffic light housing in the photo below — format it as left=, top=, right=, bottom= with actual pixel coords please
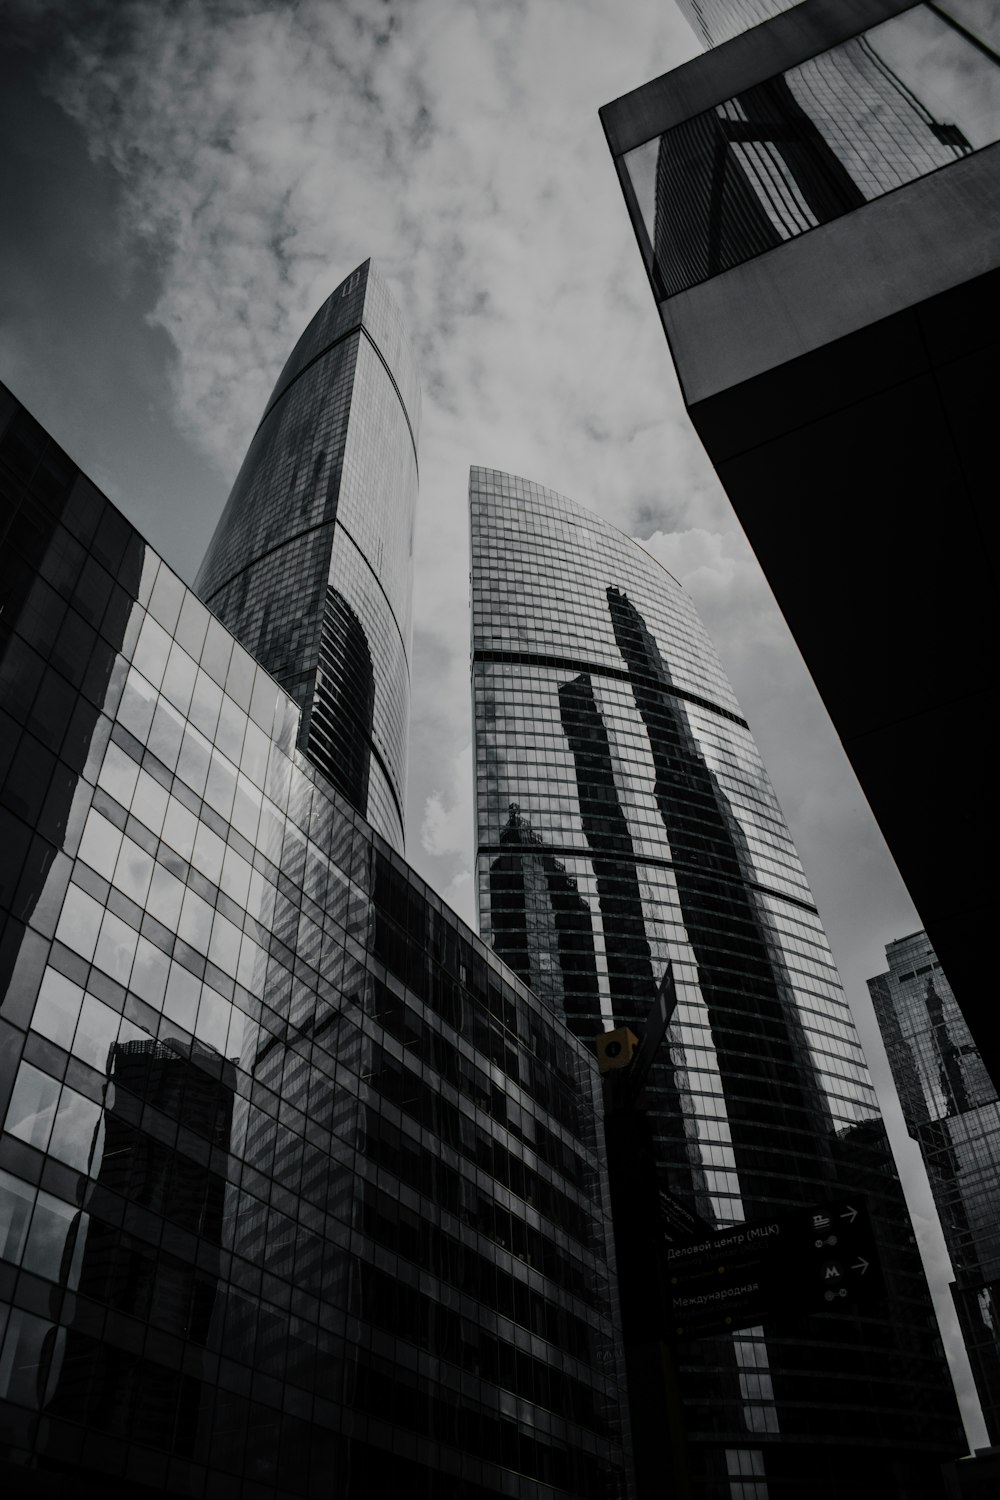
left=597, top=1028, right=640, bottom=1073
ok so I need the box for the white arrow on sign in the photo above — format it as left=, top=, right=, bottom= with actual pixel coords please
left=852, top=1257, right=869, bottom=1275
left=840, top=1206, right=858, bottom=1224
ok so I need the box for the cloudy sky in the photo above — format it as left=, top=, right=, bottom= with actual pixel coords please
left=2, top=0, right=984, bottom=1443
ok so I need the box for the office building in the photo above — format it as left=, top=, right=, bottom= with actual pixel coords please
left=470, top=467, right=964, bottom=1497
left=600, top=0, right=1000, bottom=1081
left=196, top=259, right=419, bottom=852
left=0, top=382, right=633, bottom=1497
left=869, top=933, right=1000, bottom=1442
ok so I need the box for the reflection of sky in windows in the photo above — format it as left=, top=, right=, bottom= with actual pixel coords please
left=0, top=463, right=631, bottom=1495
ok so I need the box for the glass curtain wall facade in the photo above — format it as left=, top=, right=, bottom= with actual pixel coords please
left=622, top=4, right=997, bottom=303
left=196, top=260, right=419, bottom=853
left=676, top=0, right=806, bottom=47
left=868, top=933, right=1000, bottom=1442
left=0, top=390, right=632, bottom=1500
left=470, top=468, right=964, bottom=1498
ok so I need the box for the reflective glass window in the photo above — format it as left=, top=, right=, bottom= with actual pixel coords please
left=47, top=1086, right=102, bottom=1172
left=4, top=1064, right=60, bottom=1153
left=0, top=1171, right=35, bottom=1265
left=54, top=884, right=104, bottom=963
left=31, top=968, right=85, bottom=1051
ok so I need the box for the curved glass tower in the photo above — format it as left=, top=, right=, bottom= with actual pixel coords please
left=196, top=260, right=419, bottom=851
left=470, top=468, right=964, bottom=1497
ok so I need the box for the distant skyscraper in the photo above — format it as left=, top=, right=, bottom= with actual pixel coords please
left=869, top=933, right=1000, bottom=1443
left=601, top=0, right=1000, bottom=1082
left=470, top=467, right=964, bottom=1497
left=196, top=259, right=419, bottom=851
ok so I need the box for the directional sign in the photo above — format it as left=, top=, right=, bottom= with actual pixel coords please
left=662, top=1196, right=883, bottom=1340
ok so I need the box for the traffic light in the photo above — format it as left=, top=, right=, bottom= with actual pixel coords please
left=597, top=1027, right=639, bottom=1073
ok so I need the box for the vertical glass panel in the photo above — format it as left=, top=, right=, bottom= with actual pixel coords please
left=31, top=968, right=85, bottom=1051
left=190, top=668, right=224, bottom=740
left=147, top=563, right=185, bottom=635
left=220, top=846, right=252, bottom=907
left=196, top=985, right=232, bottom=1054
left=131, top=936, right=170, bottom=1007
left=4, top=1064, right=60, bottom=1153
left=132, top=613, right=172, bottom=689
left=204, top=753, right=237, bottom=821
left=178, top=889, right=214, bottom=953
left=164, top=963, right=200, bottom=1030
left=162, top=798, right=198, bottom=863
left=161, top=640, right=198, bottom=717
left=112, top=837, right=155, bottom=905
left=77, top=809, right=124, bottom=881
left=24, top=1189, right=80, bottom=1282
left=47, top=1086, right=103, bottom=1172
left=147, top=864, right=186, bottom=929
left=93, top=909, right=138, bottom=986
left=72, top=993, right=122, bottom=1072
left=208, top=912, right=242, bottom=975
left=216, top=697, right=248, bottom=764
left=148, top=696, right=186, bottom=771
left=97, top=740, right=140, bottom=810
left=232, top=773, right=262, bottom=842
left=117, top=666, right=157, bottom=743
left=131, top=768, right=169, bottom=838
left=0, top=1308, right=51, bottom=1407
left=54, top=884, right=104, bottom=963
left=177, top=722, right=212, bottom=798
left=0, top=1172, right=35, bottom=1264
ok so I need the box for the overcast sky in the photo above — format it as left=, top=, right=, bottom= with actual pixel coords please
left=2, top=0, right=984, bottom=1445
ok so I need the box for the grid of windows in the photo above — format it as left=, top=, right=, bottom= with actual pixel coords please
left=469, top=468, right=964, bottom=1496
left=869, top=932, right=1000, bottom=1442
left=195, top=259, right=418, bottom=852
left=0, top=394, right=630, bottom=1499
left=622, top=4, right=997, bottom=299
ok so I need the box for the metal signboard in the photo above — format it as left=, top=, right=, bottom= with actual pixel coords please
left=663, top=1196, right=882, bottom=1339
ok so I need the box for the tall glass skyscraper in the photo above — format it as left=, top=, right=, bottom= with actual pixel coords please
left=869, top=933, right=1000, bottom=1443
left=470, top=467, right=964, bottom=1497
left=196, top=259, right=419, bottom=853
left=0, top=385, right=632, bottom=1496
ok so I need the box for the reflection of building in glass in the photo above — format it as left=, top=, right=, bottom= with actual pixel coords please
left=869, top=932, right=1000, bottom=1443
left=46, top=1039, right=236, bottom=1454
left=470, top=467, right=964, bottom=1497
left=648, top=9, right=972, bottom=296
left=0, top=388, right=631, bottom=1500
left=0, top=388, right=144, bottom=998
left=488, top=803, right=602, bottom=1029
left=601, top=0, right=1000, bottom=1086
left=196, top=259, right=419, bottom=851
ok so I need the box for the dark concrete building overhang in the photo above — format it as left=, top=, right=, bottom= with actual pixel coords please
left=601, top=0, right=1000, bottom=1085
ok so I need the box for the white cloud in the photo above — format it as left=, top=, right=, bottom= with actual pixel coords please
left=420, top=741, right=473, bottom=860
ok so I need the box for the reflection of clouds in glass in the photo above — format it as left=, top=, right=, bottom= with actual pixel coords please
left=4, top=1064, right=59, bottom=1151
left=25, top=1192, right=78, bottom=1283
left=31, top=969, right=85, bottom=1053
left=47, top=1088, right=102, bottom=1173
left=54, top=884, right=103, bottom=963
left=93, top=909, right=139, bottom=986
left=74, top=994, right=122, bottom=1073
left=866, top=7, right=1000, bottom=150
